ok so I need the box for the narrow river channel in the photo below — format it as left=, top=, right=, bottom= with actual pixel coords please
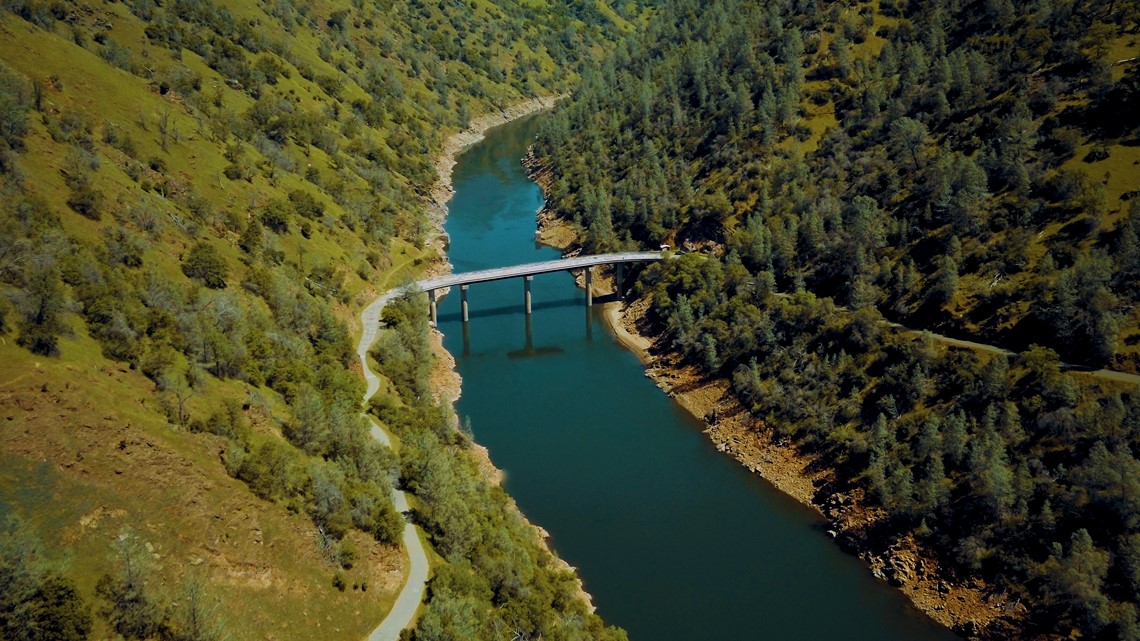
left=436, top=114, right=960, bottom=641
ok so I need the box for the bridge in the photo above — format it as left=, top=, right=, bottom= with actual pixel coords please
left=412, top=251, right=665, bottom=324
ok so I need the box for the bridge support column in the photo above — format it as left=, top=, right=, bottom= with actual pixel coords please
left=460, top=285, right=469, bottom=322
left=428, top=289, right=438, bottom=326
left=523, top=276, right=533, bottom=314
left=585, top=267, right=593, bottom=307
left=615, top=263, right=624, bottom=299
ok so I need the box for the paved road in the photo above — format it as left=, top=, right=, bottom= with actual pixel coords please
left=359, top=291, right=430, bottom=641
left=415, top=251, right=663, bottom=291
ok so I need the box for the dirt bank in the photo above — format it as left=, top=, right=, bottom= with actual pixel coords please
left=616, top=301, right=1017, bottom=638
left=525, top=153, right=1020, bottom=639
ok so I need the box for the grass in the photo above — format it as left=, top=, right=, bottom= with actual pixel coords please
left=0, top=331, right=401, bottom=641
left=0, top=0, right=627, bottom=637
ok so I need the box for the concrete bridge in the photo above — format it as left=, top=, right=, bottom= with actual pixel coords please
left=413, top=251, right=665, bottom=324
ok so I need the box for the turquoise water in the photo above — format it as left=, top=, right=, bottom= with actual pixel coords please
left=437, top=115, right=959, bottom=641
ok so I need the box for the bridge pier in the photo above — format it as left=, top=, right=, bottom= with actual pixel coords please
left=460, top=284, right=469, bottom=322
left=615, top=263, right=624, bottom=299
left=585, top=267, right=593, bottom=307
left=428, top=289, right=438, bottom=325
left=523, top=275, right=533, bottom=314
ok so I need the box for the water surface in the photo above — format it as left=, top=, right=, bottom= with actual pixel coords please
left=438, top=115, right=958, bottom=641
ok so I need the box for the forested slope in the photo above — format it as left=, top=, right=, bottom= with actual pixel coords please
left=0, top=0, right=635, bottom=638
left=537, top=0, right=1140, bottom=638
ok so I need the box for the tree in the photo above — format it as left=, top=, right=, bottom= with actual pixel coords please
left=0, top=517, right=92, bottom=641
left=1072, top=442, right=1140, bottom=530
left=260, top=200, right=291, bottom=234
left=889, top=117, right=929, bottom=172
left=0, top=66, right=30, bottom=151
left=96, top=529, right=162, bottom=640
left=169, top=578, right=226, bottom=641
left=238, top=218, right=263, bottom=255
left=15, top=263, right=66, bottom=356
left=928, top=255, right=958, bottom=306
left=181, top=241, right=227, bottom=289
left=1041, top=529, right=1112, bottom=632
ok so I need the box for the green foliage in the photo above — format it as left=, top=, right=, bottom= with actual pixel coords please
left=538, top=2, right=1140, bottom=632
left=181, top=241, right=228, bottom=289
left=13, top=262, right=65, bottom=357
left=259, top=200, right=290, bottom=234
left=0, top=0, right=639, bottom=635
left=538, top=0, right=1139, bottom=367
left=374, top=306, right=627, bottom=641
left=92, top=530, right=155, bottom=638
left=0, top=63, right=30, bottom=155
left=0, top=517, right=92, bottom=641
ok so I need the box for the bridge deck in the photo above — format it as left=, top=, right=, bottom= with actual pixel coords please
left=415, top=251, right=664, bottom=291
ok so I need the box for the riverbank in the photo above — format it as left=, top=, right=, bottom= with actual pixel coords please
left=427, top=96, right=564, bottom=231
left=419, top=95, right=598, bottom=612
left=614, top=301, right=1014, bottom=638
left=528, top=170, right=1016, bottom=640
left=359, top=95, right=583, bottom=639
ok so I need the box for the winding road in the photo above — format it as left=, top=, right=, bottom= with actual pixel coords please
left=359, top=290, right=430, bottom=641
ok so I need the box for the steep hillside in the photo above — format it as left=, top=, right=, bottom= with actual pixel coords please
left=537, top=0, right=1140, bottom=639
left=0, top=0, right=635, bottom=638
left=540, top=0, right=1140, bottom=371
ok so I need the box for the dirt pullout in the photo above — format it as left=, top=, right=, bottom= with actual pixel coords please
left=615, top=300, right=1023, bottom=639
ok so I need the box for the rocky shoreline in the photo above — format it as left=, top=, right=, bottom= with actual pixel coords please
left=525, top=154, right=1022, bottom=640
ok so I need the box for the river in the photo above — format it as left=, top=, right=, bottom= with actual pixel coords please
left=436, top=114, right=959, bottom=641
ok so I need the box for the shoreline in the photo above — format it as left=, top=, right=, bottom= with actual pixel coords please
left=358, top=94, right=581, bottom=639
left=529, top=172, right=1015, bottom=639
left=419, top=95, right=599, bottom=612
left=426, top=95, right=564, bottom=235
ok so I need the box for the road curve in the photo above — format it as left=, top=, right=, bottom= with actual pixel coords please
left=359, top=290, right=430, bottom=641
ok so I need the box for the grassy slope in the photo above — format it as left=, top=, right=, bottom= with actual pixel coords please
left=0, top=0, right=629, bottom=635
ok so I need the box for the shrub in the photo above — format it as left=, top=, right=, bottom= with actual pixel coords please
left=260, top=200, right=291, bottom=233
left=181, top=241, right=228, bottom=289
left=66, top=183, right=102, bottom=220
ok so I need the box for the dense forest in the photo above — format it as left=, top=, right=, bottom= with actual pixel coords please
left=0, top=0, right=637, bottom=638
left=536, top=0, right=1140, bottom=638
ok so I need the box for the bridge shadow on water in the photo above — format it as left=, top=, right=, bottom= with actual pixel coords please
left=442, top=300, right=603, bottom=359
left=436, top=297, right=583, bottom=322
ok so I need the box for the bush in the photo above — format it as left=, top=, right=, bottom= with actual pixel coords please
left=181, top=241, right=228, bottom=288
left=66, top=183, right=102, bottom=220
left=289, top=189, right=323, bottom=219
left=260, top=200, right=291, bottom=233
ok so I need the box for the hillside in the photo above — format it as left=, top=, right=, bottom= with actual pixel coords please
left=536, top=0, right=1140, bottom=639
left=0, top=0, right=636, bottom=638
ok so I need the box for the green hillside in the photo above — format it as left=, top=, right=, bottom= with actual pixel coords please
left=0, top=0, right=635, bottom=638
left=537, top=0, right=1140, bottom=638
